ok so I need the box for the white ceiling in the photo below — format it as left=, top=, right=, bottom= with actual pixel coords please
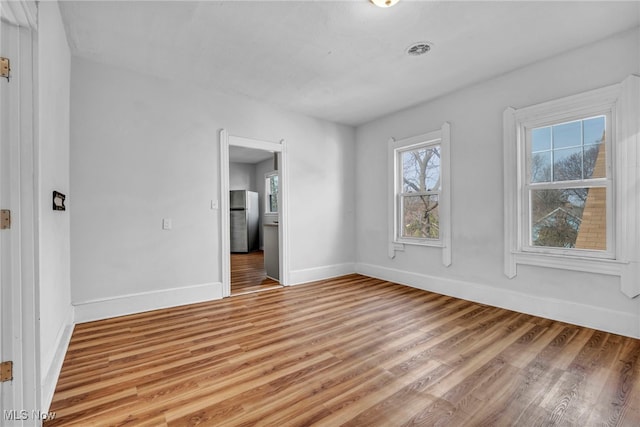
left=59, top=1, right=640, bottom=126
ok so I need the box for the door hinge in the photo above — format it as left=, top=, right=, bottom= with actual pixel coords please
left=1, top=209, right=10, bottom=229
left=1, top=361, right=12, bottom=382
left=0, top=57, right=10, bottom=81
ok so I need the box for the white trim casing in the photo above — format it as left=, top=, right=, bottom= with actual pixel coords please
left=0, top=17, right=40, bottom=423
left=356, top=262, right=639, bottom=339
left=615, top=76, right=640, bottom=298
left=387, top=136, right=397, bottom=260
left=503, top=75, right=640, bottom=298
left=219, top=131, right=290, bottom=296
left=219, top=129, right=231, bottom=297
left=388, top=122, right=451, bottom=266
left=73, top=282, right=222, bottom=324
left=41, top=308, right=74, bottom=413
left=503, top=107, right=518, bottom=279
left=288, top=263, right=356, bottom=286
left=441, top=123, right=452, bottom=267
left=278, top=140, right=290, bottom=286
left=0, top=14, right=42, bottom=425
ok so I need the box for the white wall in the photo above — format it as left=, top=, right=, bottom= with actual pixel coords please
left=70, top=57, right=356, bottom=319
left=355, top=28, right=640, bottom=338
left=37, top=0, right=73, bottom=409
left=229, top=162, right=256, bottom=191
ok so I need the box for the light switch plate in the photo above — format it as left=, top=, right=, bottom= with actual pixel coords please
left=162, top=218, right=172, bottom=230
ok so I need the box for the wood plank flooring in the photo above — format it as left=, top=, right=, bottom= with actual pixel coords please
left=47, top=275, right=640, bottom=426
left=231, top=251, right=281, bottom=296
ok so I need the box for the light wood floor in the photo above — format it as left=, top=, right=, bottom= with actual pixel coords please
left=47, top=275, right=640, bottom=426
left=231, top=251, right=281, bottom=296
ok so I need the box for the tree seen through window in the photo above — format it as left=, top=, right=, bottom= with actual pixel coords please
left=400, top=145, right=440, bottom=239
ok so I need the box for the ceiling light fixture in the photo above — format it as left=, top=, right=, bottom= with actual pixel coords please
left=406, top=41, right=433, bottom=56
left=370, top=0, right=399, bottom=8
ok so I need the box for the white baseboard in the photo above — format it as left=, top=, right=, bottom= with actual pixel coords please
left=356, top=262, right=639, bottom=339
left=73, top=282, right=223, bottom=324
left=41, top=306, right=75, bottom=412
left=289, top=263, right=356, bottom=286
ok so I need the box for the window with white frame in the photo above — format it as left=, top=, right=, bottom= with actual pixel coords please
left=526, top=114, right=612, bottom=257
left=265, top=171, right=278, bottom=214
left=399, top=143, right=441, bottom=240
left=389, top=123, right=451, bottom=266
left=503, top=76, right=640, bottom=298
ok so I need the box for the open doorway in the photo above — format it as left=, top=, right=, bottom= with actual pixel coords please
left=219, top=131, right=289, bottom=297
left=228, top=147, right=281, bottom=295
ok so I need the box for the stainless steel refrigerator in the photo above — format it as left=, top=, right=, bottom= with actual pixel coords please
left=230, top=190, right=259, bottom=253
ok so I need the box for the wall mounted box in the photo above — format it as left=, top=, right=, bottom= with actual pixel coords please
left=53, top=191, right=66, bottom=211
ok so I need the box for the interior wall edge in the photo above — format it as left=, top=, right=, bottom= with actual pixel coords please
left=355, top=263, right=640, bottom=339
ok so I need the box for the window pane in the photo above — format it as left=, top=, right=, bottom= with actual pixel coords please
left=530, top=187, right=606, bottom=250
left=552, top=120, right=581, bottom=149
left=401, top=194, right=439, bottom=239
left=553, top=147, right=582, bottom=181
left=402, top=146, right=441, bottom=193
left=583, top=116, right=606, bottom=180
left=531, top=117, right=607, bottom=183
left=584, top=143, right=606, bottom=179
left=531, top=152, right=551, bottom=183
left=532, top=127, right=551, bottom=152
left=266, top=175, right=278, bottom=213
left=271, top=176, right=278, bottom=212
left=583, top=116, right=605, bottom=146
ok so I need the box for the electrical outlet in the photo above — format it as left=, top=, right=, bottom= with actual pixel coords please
left=162, top=218, right=172, bottom=230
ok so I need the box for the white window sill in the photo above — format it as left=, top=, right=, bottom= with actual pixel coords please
left=509, top=251, right=627, bottom=277
left=388, top=239, right=451, bottom=267
left=393, top=239, right=443, bottom=249
left=506, top=250, right=640, bottom=299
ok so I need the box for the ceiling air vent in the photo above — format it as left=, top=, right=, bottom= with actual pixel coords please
left=406, top=42, right=433, bottom=56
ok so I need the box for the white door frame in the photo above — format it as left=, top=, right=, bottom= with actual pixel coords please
left=219, top=130, right=289, bottom=297
left=0, top=2, right=40, bottom=421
